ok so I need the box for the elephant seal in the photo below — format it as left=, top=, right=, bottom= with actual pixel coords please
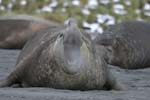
left=95, top=21, right=150, bottom=69
left=0, top=14, right=60, bottom=49
left=0, top=18, right=124, bottom=90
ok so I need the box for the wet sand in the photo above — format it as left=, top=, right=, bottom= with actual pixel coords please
left=0, top=49, right=150, bottom=100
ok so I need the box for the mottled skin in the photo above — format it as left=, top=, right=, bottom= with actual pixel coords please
left=0, top=18, right=124, bottom=90
left=95, top=21, right=150, bottom=69
left=0, top=14, right=60, bottom=49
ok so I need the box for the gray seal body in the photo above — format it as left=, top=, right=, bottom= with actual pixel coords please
left=0, top=18, right=124, bottom=90
left=0, top=14, right=60, bottom=49
left=95, top=21, right=150, bottom=69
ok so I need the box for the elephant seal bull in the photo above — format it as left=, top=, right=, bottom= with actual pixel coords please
left=0, top=14, right=60, bottom=49
left=0, top=18, right=124, bottom=90
left=95, top=21, right=150, bottom=69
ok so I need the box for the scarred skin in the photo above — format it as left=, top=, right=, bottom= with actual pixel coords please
left=0, top=14, right=60, bottom=49
left=0, top=18, right=125, bottom=90
left=95, top=21, right=150, bottom=69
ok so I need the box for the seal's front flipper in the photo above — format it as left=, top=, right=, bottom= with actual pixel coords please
left=0, top=70, right=20, bottom=87
left=0, top=80, right=8, bottom=87
left=105, top=70, right=127, bottom=91
left=0, top=78, right=13, bottom=87
left=0, top=41, right=10, bottom=49
left=111, top=80, right=128, bottom=91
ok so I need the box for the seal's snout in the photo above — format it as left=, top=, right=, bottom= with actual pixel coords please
left=63, top=45, right=82, bottom=74
left=58, top=18, right=84, bottom=74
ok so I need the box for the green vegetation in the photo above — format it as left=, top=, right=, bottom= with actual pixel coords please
left=0, top=0, right=150, bottom=25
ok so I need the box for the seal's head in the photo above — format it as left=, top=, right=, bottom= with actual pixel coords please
left=95, top=33, right=127, bottom=67
left=53, top=18, right=84, bottom=74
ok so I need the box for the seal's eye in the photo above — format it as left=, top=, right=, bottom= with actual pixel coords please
left=59, top=33, right=64, bottom=38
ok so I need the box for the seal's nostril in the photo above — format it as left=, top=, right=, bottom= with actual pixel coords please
left=59, top=33, right=64, bottom=38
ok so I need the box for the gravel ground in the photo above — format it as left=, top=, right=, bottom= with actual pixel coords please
left=0, top=49, right=150, bottom=100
